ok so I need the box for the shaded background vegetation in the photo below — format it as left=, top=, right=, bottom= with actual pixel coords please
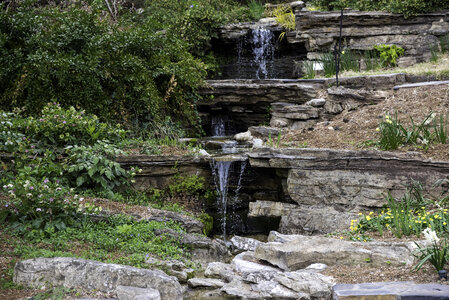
left=0, top=0, right=255, bottom=138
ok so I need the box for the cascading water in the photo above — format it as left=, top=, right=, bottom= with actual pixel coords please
left=210, top=115, right=247, bottom=240
left=252, top=28, right=275, bottom=79
left=234, top=27, right=276, bottom=79
left=211, top=115, right=227, bottom=137
left=210, top=158, right=247, bottom=241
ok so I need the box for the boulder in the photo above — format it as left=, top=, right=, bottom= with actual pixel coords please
left=187, top=278, right=226, bottom=289
left=116, top=285, right=161, bottom=300
left=278, top=206, right=358, bottom=235
left=231, top=251, right=282, bottom=275
left=220, top=279, right=265, bottom=299
left=273, top=271, right=334, bottom=299
left=154, top=229, right=230, bottom=264
left=204, top=262, right=235, bottom=282
left=306, top=98, right=326, bottom=107
left=254, top=235, right=419, bottom=271
left=230, top=236, right=263, bottom=253
left=234, top=131, right=253, bottom=142
left=145, top=258, right=194, bottom=283
left=138, top=208, right=205, bottom=234
left=13, top=257, right=182, bottom=300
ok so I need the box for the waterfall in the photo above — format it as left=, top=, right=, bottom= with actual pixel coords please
left=252, top=28, right=275, bottom=79
left=211, top=115, right=227, bottom=137
left=210, top=158, right=247, bottom=241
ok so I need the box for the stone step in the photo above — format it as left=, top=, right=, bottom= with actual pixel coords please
left=333, top=282, right=449, bottom=299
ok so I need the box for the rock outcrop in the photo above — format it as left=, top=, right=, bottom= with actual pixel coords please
left=14, top=257, right=183, bottom=300
left=296, top=10, right=449, bottom=67
left=254, top=234, right=421, bottom=271
left=186, top=246, right=334, bottom=299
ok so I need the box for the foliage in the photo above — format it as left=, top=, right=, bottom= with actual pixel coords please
left=441, top=34, right=449, bottom=53
left=6, top=214, right=187, bottom=268
left=375, top=112, right=448, bottom=150
left=351, top=181, right=449, bottom=239
left=363, top=50, right=382, bottom=71
left=340, top=49, right=359, bottom=72
left=320, top=52, right=337, bottom=77
left=248, top=0, right=265, bottom=20
left=20, top=103, right=125, bottom=149
left=0, top=1, right=211, bottom=134
left=1, top=178, right=81, bottom=233
left=269, top=3, right=295, bottom=41
left=66, top=142, right=134, bottom=191
left=168, top=174, right=206, bottom=197
left=413, top=229, right=449, bottom=271
left=373, top=44, right=405, bottom=67
left=310, top=0, right=449, bottom=18
left=302, top=60, right=316, bottom=79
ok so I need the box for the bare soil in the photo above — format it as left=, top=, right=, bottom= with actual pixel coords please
left=283, top=84, right=449, bottom=161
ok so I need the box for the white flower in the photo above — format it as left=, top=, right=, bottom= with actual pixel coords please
left=26, top=193, right=32, bottom=198
left=423, top=228, right=439, bottom=243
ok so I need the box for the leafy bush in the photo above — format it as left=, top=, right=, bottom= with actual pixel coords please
left=22, top=103, right=126, bottom=149
left=66, top=141, right=134, bottom=191
left=373, top=44, right=405, bottom=67
left=0, top=1, right=207, bottom=134
left=1, top=178, right=81, bottom=233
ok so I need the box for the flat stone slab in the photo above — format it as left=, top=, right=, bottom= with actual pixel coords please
left=333, top=282, right=449, bottom=299
left=393, top=80, right=449, bottom=91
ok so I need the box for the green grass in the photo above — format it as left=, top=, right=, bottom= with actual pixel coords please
left=341, top=53, right=449, bottom=79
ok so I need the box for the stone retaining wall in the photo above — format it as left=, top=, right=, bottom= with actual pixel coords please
left=296, top=10, right=449, bottom=67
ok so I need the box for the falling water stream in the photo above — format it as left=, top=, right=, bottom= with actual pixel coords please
left=252, top=28, right=275, bottom=79
left=235, top=27, right=275, bottom=79
left=209, top=114, right=247, bottom=241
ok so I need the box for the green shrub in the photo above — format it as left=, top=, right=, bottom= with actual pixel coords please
left=1, top=178, right=81, bottom=233
left=0, top=2, right=206, bottom=134
left=66, top=141, right=134, bottom=191
left=373, top=44, right=405, bottom=67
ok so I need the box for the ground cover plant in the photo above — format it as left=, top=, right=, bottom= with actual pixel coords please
left=0, top=103, right=214, bottom=298
left=347, top=181, right=449, bottom=273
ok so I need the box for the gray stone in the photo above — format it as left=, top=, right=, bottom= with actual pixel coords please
left=145, top=258, right=194, bottom=283
left=187, top=278, right=226, bottom=289
left=303, top=263, right=328, bottom=273
left=252, top=280, right=308, bottom=299
left=274, top=271, right=334, bottom=299
left=13, top=257, right=182, bottom=300
left=254, top=235, right=419, bottom=271
left=278, top=206, right=358, bottom=235
left=204, top=262, right=236, bottom=283
left=248, top=126, right=280, bottom=140
left=220, top=280, right=265, bottom=299
left=234, top=131, right=253, bottom=142
left=306, top=98, right=326, bottom=107
left=267, top=231, right=301, bottom=243
left=333, top=282, right=449, bottom=299
left=271, top=102, right=319, bottom=120
left=231, top=251, right=282, bottom=275
left=154, top=229, right=230, bottom=264
left=248, top=200, right=299, bottom=218
left=230, top=236, right=263, bottom=253
left=116, top=285, right=161, bottom=300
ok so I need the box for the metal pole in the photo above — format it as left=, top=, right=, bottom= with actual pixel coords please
left=335, top=9, right=344, bottom=87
